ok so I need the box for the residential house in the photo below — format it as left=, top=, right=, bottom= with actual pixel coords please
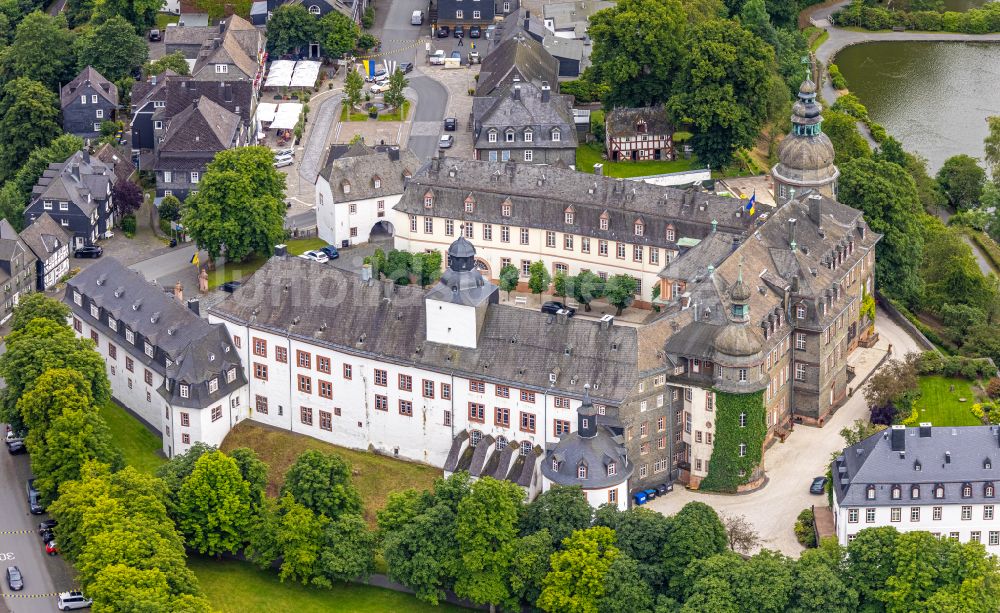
left=472, top=78, right=577, bottom=166
left=435, top=0, right=495, bottom=27
left=208, top=238, right=677, bottom=506
left=95, top=143, right=137, bottom=185
left=164, top=16, right=266, bottom=97
left=542, top=0, right=613, bottom=38
left=130, top=71, right=176, bottom=153
left=605, top=106, right=674, bottom=162
left=152, top=96, right=245, bottom=200
left=60, top=67, right=119, bottom=139
left=832, top=424, right=1000, bottom=555
left=65, top=257, right=248, bottom=457
left=477, top=34, right=559, bottom=97
left=315, top=141, right=420, bottom=248
left=25, top=150, right=116, bottom=249
left=19, top=213, right=70, bottom=291
left=494, top=9, right=588, bottom=79
left=0, top=219, right=37, bottom=324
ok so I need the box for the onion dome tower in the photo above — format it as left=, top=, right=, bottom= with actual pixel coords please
left=712, top=260, right=767, bottom=393
left=771, top=75, right=839, bottom=205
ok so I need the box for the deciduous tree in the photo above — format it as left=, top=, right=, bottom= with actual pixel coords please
left=319, top=10, right=359, bottom=58
left=144, top=51, right=190, bottom=77
left=862, top=355, right=918, bottom=412
left=596, top=507, right=671, bottom=591
left=597, top=554, right=654, bottom=613
left=498, top=263, right=519, bottom=300
left=984, top=115, right=1000, bottom=179
left=662, top=502, right=727, bottom=597
left=182, top=146, right=286, bottom=262
left=32, top=405, right=123, bottom=503
left=722, top=513, right=759, bottom=554
left=604, top=274, right=637, bottom=315
left=10, top=293, right=70, bottom=332
left=113, top=180, right=143, bottom=218
left=822, top=110, right=872, bottom=165
left=790, top=549, right=859, bottom=613
left=228, top=447, right=268, bottom=511
left=317, top=512, right=376, bottom=584
left=345, top=69, right=364, bottom=110
left=92, top=0, right=162, bottom=32
left=520, top=485, right=592, bottom=548
left=176, top=450, right=253, bottom=555
left=384, top=68, right=408, bottom=112
left=0, top=77, right=63, bottom=183
left=6, top=12, right=76, bottom=91
left=509, top=530, right=553, bottom=606
left=266, top=5, right=317, bottom=55
left=74, top=15, right=149, bottom=82
left=528, top=260, right=551, bottom=303
left=281, top=449, right=362, bottom=520
left=572, top=270, right=605, bottom=312
left=537, top=526, right=619, bottom=613
left=845, top=526, right=899, bottom=607
left=937, top=154, right=986, bottom=211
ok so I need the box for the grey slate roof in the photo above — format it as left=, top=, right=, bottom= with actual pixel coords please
left=606, top=106, right=673, bottom=138
left=659, top=231, right=739, bottom=281
left=95, top=144, right=136, bottom=184
left=191, top=15, right=261, bottom=79
left=395, top=158, right=754, bottom=250
left=31, top=151, right=113, bottom=217
left=496, top=8, right=548, bottom=43
left=162, top=78, right=254, bottom=126
left=318, top=142, right=420, bottom=203
left=164, top=24, right=218, bottom=48
left=472, top=81, right=578, bottom=151
left=158, top=96, right=241, bottom=155
left=131, top=71, right=179, bottom=110
left=64, top=257, right=245, bottom=408
left=60, top=66, right=118, bottom=108
left=477, top=35, right=559, bottom=96
left=833, top=425, right=1000, bottom=507
left=19, top=213, right=69, bottom=261
left=0, top=219, right=29, bottom=263
left=209, top=256, right=640, bottom=405
left=542, top=0, right=614, bottom=37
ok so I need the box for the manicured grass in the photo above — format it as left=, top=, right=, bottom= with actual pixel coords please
left=204, top=238, right=328, bottom=289
left=155, top=13, right=179, bottom=29
left=575, top=142, right=702, bottom=178
left=99, top=400, right=167, bottom=474
left=190, top=557, right=465, bottom=613
left=220, top=421, right=440, bottom=525
left=377, top=101, right=411, bottom=122
left=340, top=105, right=374, bottom=122
left=907, top=375, right=983, bottom=427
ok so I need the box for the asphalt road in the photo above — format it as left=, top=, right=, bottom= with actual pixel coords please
left=0, top=444, right=76, bottom=613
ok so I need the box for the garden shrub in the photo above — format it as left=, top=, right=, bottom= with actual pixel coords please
left=794, top=508, right=816, bottom=548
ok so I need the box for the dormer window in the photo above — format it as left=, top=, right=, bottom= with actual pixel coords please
left=552, top=458, right=559, bottom=471
left=90, top=304, right=99, bottom=319
left=607, top=462, right=616, bottom=476
left=577, top=464, right=588, bottom=479
left=911, top=485, right=920, bottom=499
left=341, top=180, right=351, bottom=194
left=796, top=305, right=806, bottom=319
left=505, top=129, right=515, bottom=143
left=866, top=485, right=876, bottom=500
left=666, top=225, right=675, bottom=241
left=74, top=291, right=82, bottom=306
left=308, top=4, right=320, bottom=13
left=891, top=485, right=901, bottom=500
left=424, top=191, right=433, bottom=208
left=935, top=484, right=945, bottom=499
left=145, top=343, right=154, bottom=358
left=636, top=120, right=647, bottom=134
left=634, top=220, right=644, bottom=236
left=565, top=211, right=574, bottom=224
left=126, top=329, right=134, bottom=344
left=208, top=378, right=218, bottom=393
left=524, top=129, right=533, bottom=142
left=501, top=202, right=511, bottom=217
left=488, top=129, right=498, bottom=143
left=108, top=316, right=117, bottom=331
left=373, top=176, right=381, bottom=189
left=987, top=484, right=996, bottom=498
left=179, top=384, right=189, bottom=398
left=599, top=213, right=609, bottom=231
left=963, top=483, right=973, bottom=498
left=464, top=195, right=475, bottom=212
left=581, top=417, right=589, bottom=429
left=551, top=128, right=560, bottom=142
left=226, top=367, right=236, bottom=383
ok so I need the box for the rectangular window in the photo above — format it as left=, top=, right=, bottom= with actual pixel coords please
left=520, top=412, right=536, bottom=433
left=253, top=337, right=267, bottom=357
left=424, top=218, right=434, bottom=234
left=182, top=433, right=190, bottom=444
left=374, top=369, right=387, bottom=386
left=320, top=410, right=332, bottom=431
left=254, top=363, right=268, bottom=380
left=520, top=228, right=530, bottom=245
left=398, top=374, right=412, bottom=391
left=520, top=390, right=535, bottom=403
left=866, top=508, right=876, bottom=523
left=298, top=375, right=312, bottom=394
left=986, top=505, right=994, bottom=520
left=933, top=506, right=943, bottom=520
left=564, top=234, right=573, bottom=250
left=423, top=379, right=435, bottom=398
left=972, top=531, right=982, bottom=543
left=496, top=385, right=510, bottom=398
left=300, top=406, right=313, bottom=425
left=911, top=507, right=920, bottom=522
left=297, top=350, right=311, bottom=369
left=444, top=410, right=452, bottom=426
left=144, top=369, right=153, bottom=386
left=255, top=395, right=268, bottom=414
left=126, top=356, right=134, bottom=372
left=501, top=226, right=510, bottom=243
left=495, top=406, right=510, bottom=427
left=270, top=346, right=284, bottom=363
left=399, top=400, right=413, bottom=416
left=211, top=406, right=222, bottom=422
left=108, top=344, right=117, bottom=360
left=795, top=363, right=806, bottom=381
left=963, top=506, right=973, bottom=520
left=991, top=531, right=1000, bottom=546
left=796, top=333, right=806, bottom=350
left=181, top=412, right=190, bottom=427
left=179, top=383, right=188, bottom=398
left=446, top=220, right=454, bottom=236
left=469, top=380, right=485, bottom=393
left=524, top=149, right=533, bottom=162
left=375, top=395, right=388, bottom=411
left=319, top=380, right=332, bottom=399
left=616, top=243, right=626, bottom=259
left=468, top=402, right=485, bottom=422
left=521, top=260, right=531, bottom=276
left=554, top=419, right=570, bottom=436
left=343, top=363, right=352, bottom=379
left=848, top=509, right=859, bottom=523
left=441, top=383, right=451, bottom=399
left=546, top=231, right=556, bottom=248
left=317, top=356, right=330, bottom=374
left=633, top=245, right=643, bottom=262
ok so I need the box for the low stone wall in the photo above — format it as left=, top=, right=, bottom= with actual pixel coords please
left=875, top=293, right=938, bottom=353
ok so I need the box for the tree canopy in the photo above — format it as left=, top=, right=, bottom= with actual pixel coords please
left=266, top=5, right=317, bottom=55
left=281, top=449, right=363, bottom=519
left=74, top=15, right=149, bottom=81
left=937, top=154, right=986, bottom=211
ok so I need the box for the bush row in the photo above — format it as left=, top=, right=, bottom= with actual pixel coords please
left=834, top=2, right=1000, bottom=33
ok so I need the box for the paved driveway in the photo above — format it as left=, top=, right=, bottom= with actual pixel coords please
left=648, top=308, right=923, bottom=556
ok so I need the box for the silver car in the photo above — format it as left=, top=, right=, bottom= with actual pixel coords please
left=439, top=134, right=454, bottom=149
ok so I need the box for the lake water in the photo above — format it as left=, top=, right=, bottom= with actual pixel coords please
left=835, top=41, right=1000, bottom=170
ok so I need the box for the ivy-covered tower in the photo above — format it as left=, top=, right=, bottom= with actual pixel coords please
left=701, top=262, right=769, bottom=492
left=771, top=76, right=839, bottom=205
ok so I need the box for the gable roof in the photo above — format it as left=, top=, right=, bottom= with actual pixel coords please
left=20, top=213, right=70, bottom=260
left=61, top=66, right=119, bottom=108
left=159, top=96, right=241, bottom=154
left=131, top=70, right=180, bottom=111
left=318, top=143, right=421, bottom=203
left=606, top=106, right=673, bottom=138
left=472, top=80, right=577, bottom=150
left=95, top=144, right=136, bottom=184
left=477, top=35, right=559, bottom=96
left=0, top=218, right=29, bottom=263
left=163, top=78, right=254, bottom=125
left=31, top=150, right=114, bottom=216
left=191, top=15, right=260, bottom=79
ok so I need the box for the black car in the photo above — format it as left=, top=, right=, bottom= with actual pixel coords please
left=399, top=62, right=414, bottom=74
left=319, top=246, right=340, bottom=260
left=809, top=476, right=827, bottom=495
left=469, top=25, right=481, bottom=38
left=74, top=245, right=103, bottom=258
left=27, top=478, right=43, bottom=515
left=148, top=28, right=161, bottom=41
left=540, top=301, right=576, bottom=316
left=6, top=440, right=25, bottom=455
left=444, top=117, right=457, bottom=131
left=40, top=529, right=55, bottom=544
left=221, top=280, right=242, bottom=293
left=454, top=25, right=464, bottom=38
left=38, top=519, right=57, bottom=533
left=437, top=25, right=450, bottom=38
left=6, top=566, right=22, bottom=591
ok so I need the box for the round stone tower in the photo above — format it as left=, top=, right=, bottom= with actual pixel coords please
left=771, top=76, right=839, bottom=205
left=713, top=262, right=767, bottom=393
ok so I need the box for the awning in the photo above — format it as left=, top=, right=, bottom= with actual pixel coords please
left=256, top=102, right=277, bottom=124
left=264, top=60, right=295, bottom=88
left=270, top=103, right=303, bottom=131
left=290, top=61, right=320, bottom=88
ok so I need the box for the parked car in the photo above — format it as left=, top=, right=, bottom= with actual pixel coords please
left=436, top=25, right=450, bottom=38
left=810, top=476, right=827, bottom=495
left=38, top=519, right=57, bottom=533
left=6, top=440, right=25, bottom=455
left=540, top=301, right=576, bottom=316
left=148, top=29, right=161, bottom=41
left=299, top=250, right=330, bottom=263
left=370, top=83, right=390, bottom=94
left=74, top=245, right=103, bottom=258
left=273, top=156, right=293, bottom=168
left=469, top=25, right=481, bottom=38
left=444, top=117, right=457, bottom=131
left=57, top=591, right=92, bottom=610
left=45, top=540, right=58, bottom=556
left=468, top=50, right=481, bottom=64
left=411, top=9, right=423, bottom=25
left=27, top=479, right=43, bottom=515
left=40, top=529, right=55, bottom=544
left=274, top=147, right=294, bottom=158
left=318, top=245, right=340, bottom=260
left=429, top=49, right=446, bottom=65
left=6, top=566, right=22, bottom=591
left=221, top=280, right=242, bottom=293
left=399, top=62, right=414, bottom=74
left=450, top=51, right=462, bottom=61
left=365, top=69, right=387, bottom=83
left=454, top=25, right=464, bottom=38
left=439, top=134, right=454, bottom=149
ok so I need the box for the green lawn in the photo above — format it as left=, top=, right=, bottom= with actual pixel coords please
left=341, top=105, right=373, bottom=122
left=221, top=421, right=440, bottom=526
left=907, top=375, right=983, bottom=427
left=190, top=557, right=464, bottom=613
left=205, top=238, right=328, bottom=289
left=575, top=142, right=702, bottom=178
left=377, top=101, right=411, bottom=122
left=154, top=13, right=179, bottom=28
left=99, top=400, right=167, bottom=474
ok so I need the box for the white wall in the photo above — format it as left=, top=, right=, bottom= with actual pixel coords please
left=315, top=178, right=402, bottom=247
left=425, top=299, right=479, bottom=349
left=834, top=501, right=1000, bottom=555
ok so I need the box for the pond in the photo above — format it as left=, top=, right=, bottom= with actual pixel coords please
left=835, top=40, right=1000, bottom=170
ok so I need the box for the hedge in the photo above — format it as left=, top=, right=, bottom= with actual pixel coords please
left=700, top=389, right=766, bottom=492
left=914, top=351, right=997, bottom=379
left=833, top=2, right=1000, bottom=33
left=828, top=63, right=847, bottom=90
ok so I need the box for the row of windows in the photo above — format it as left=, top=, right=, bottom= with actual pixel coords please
left=865, top=483, right=995, bottom=501
left=848, top=505, right=997, bottom=523
left=467, top=403, right=537, bottom=432
left=486, top=127, right=561, bottom=144
left=162, top=171, right=199, bottom=184
left=250, top=359, right=457, bottom=400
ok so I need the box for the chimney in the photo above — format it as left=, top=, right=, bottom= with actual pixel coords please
left=787, top=217, right=797, bottom=252
left=593, top=163, right=603, bottom=176
left=274, top=244, right=288, bottom=257
left=541, top=81, right=551, bottom=103
left=430, top=156, right=441, bottom=175
left=186, top=298, right=200, bottom=316
left=151, top=74, right=157, bottom=86
left=711, top=219, right=718, bottom=233
left=808, top=193, right=823, bottom=225
left=599, top=314, right=614, bottom=330
left=945, top=451, right=952, bottom=464
left=557, top=310, right=569, bottom=324
left=173, top=281, right=183, bottom=303
left=919, top=422, right=932, bottom=438
left=71, top=163, right=81, bottom=182
left=890, top=424, right=906, bottom=452
left=82, top=149, right=90, bottom=165
left=361, top=263, right=372, bottom=283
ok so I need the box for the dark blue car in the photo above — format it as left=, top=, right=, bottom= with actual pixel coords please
left=319, top=245, right=340, bottom=260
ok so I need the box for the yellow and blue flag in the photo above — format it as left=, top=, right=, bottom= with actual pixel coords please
left=745, top=191, right=756, bottom=216
left=190, top=251, right=199, bottom=267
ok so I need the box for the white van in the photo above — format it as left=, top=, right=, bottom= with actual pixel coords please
left=411, top=10, right=423, bottom=25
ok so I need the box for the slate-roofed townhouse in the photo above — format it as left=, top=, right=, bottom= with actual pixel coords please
left=434, top=0, right=496, bottom=28
left=494, top=9, right=588, bottom=79
left=130, top=71, right=177, bottom=154
left=60, top=66, right=119, bottom=139
left=0, top=219, right=37, bottom=324
left=164, top=15, right=266, bottom=97
left=476, top=34, right=559, bottom=97
left=65, top=257, right=248, bottom=458
left=25, top=150, right=116, bottom=249
left=19, top=213, right=70, bottom=291
left=472, top=77, right=577, bottom=166
left=152, top=96, right=245, bottom=200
